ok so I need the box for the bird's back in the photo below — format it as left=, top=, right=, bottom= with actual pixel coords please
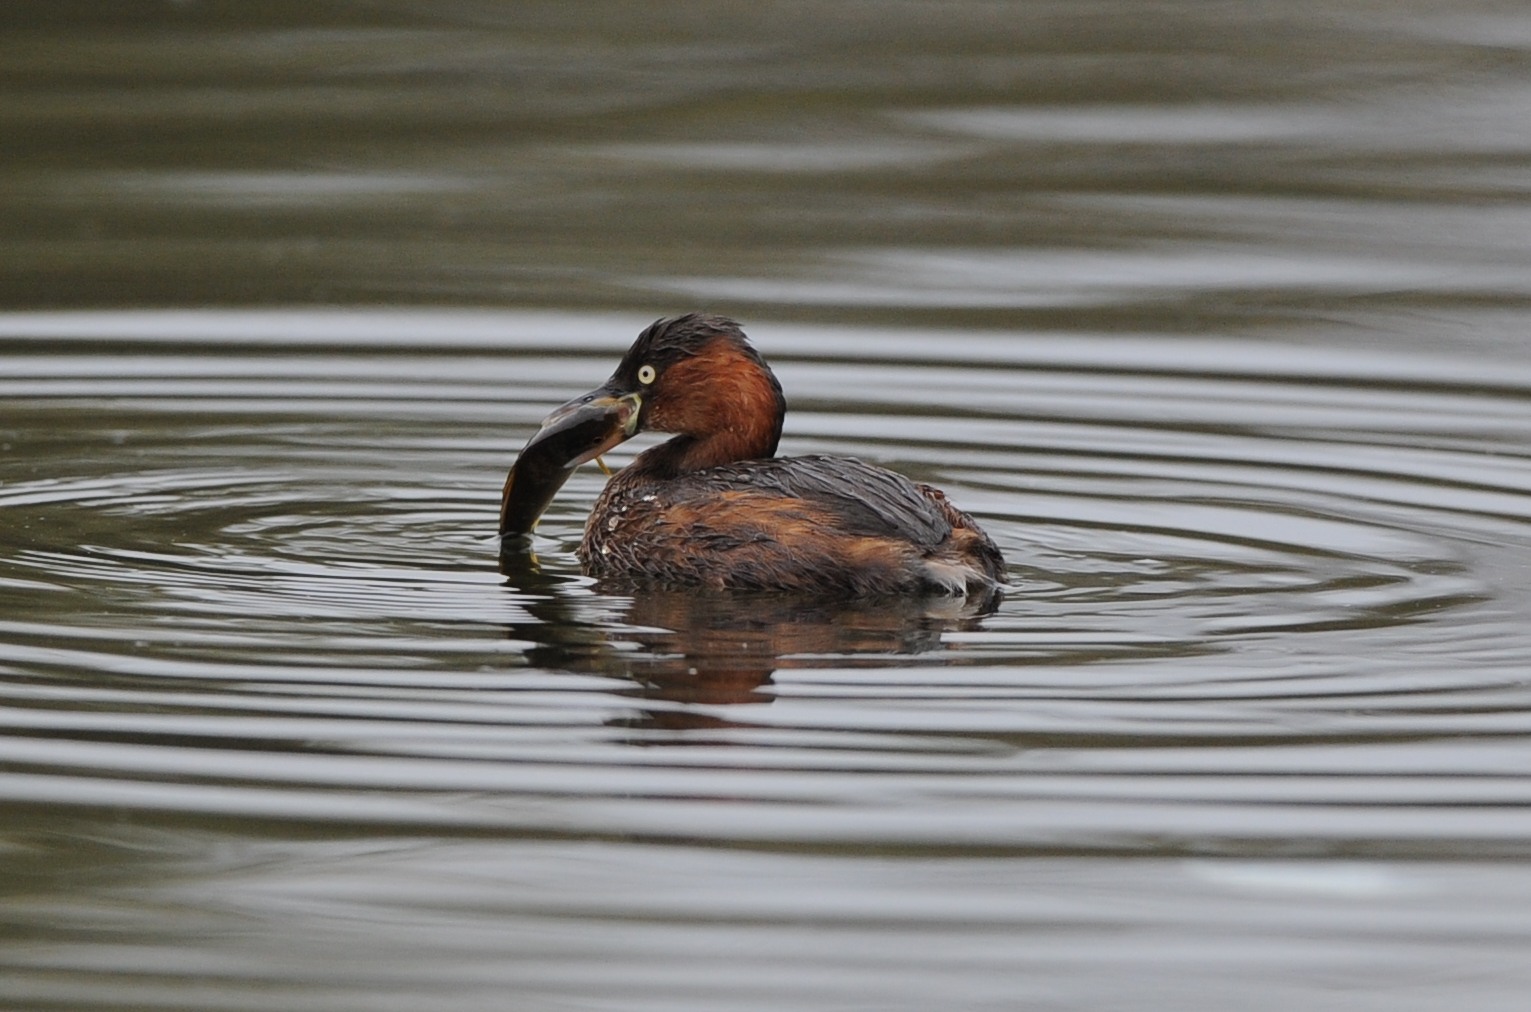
left=580, top=455, right=1004, bottom=596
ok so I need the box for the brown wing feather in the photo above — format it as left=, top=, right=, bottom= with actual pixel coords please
left=580, top=455, right=1004, bottom=595
left=655, top=456, right=953, bottom=546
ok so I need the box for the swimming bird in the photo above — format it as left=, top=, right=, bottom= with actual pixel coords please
left=499, top=314, right=1004, bottom=598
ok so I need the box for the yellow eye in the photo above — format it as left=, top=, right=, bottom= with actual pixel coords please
left=637, top=364, right=657, bottom=385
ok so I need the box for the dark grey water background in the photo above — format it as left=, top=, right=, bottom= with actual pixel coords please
left=5, top=2, right=1531, bottom=1009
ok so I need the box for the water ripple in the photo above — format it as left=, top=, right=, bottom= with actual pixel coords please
left=2, top=311, right=1529, bottom=861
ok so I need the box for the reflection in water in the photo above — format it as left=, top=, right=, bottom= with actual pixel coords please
left=8, top=0, right=1531, bottom=1007
left=500, top=545, right=996, bottom=722
left=4, top=318, right=1531, bottom=1012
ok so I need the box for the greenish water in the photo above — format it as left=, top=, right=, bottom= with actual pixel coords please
left=5, top=3, right=1531, bottom=1010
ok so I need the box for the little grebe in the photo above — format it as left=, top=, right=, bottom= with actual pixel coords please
left=499, top=314, right=1005, bottom=597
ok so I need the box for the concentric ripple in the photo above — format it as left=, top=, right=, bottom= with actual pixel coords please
left=3, top=310, right=1531, bottom=859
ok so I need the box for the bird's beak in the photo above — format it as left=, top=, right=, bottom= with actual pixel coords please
left=499, top=385, right=642, bottom=538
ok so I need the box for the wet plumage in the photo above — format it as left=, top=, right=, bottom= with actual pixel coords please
left=500, top=314, right=1005, bottom=598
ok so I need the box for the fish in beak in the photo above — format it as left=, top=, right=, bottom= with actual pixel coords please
left=499, top=384, right=642, bottom=538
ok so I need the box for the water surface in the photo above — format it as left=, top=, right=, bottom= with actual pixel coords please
left=5, top=2, right=1531, bottom=1010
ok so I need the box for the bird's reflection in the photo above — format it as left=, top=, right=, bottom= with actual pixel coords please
left=499, top=544, right=998, bottom=727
